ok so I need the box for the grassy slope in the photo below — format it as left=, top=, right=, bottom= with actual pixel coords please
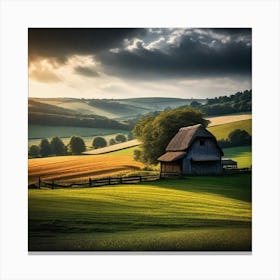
left=29, top=174, right=251, bottom=251
left=208, top=119, right=252, bottom=140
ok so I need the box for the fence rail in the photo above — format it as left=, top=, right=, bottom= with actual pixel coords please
left=29, top=174, right=160, bottom=189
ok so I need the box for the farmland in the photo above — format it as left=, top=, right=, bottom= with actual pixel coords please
left=28, top=174, right=251, bottom=251
left=28, top=154, right=144, bottom=184
left=208, top=119, right=252, bottom=140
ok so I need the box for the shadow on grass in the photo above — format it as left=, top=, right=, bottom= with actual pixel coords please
left=146, top=174, right=252, bottom=202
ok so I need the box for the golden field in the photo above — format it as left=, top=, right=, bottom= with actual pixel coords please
left=28, top=155, right=144, bottom=184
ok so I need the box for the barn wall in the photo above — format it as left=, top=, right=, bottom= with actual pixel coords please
left=161, top=161, right=182, bottom=175
left=186, top=138, right=221, bottom=159
left=182, top=138, right=223, bottom=175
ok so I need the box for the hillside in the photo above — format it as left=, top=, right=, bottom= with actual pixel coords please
left=29, top=97, right=203, bottom=121
left=29, top=174, right=251, bottom=251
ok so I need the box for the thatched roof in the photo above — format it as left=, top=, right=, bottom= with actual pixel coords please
left=158, top=151, right=186, bottom=162
left=166, top=124, right=223, bottom=155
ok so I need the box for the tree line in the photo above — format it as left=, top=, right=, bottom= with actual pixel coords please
left=189, top=89, right=252, bottom=116
left=28, top=133, right=132, bottom=158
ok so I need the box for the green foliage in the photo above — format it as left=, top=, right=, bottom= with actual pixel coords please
left=69, top=136, right=86, bottom=154
left=190, top=90, right=252, bottom=116
left=109, top=138, right=116, bottom=145
left=28, top=145, right=40, bottom=158
left=229, top=129, right=251, bottom=146
left=115, top=134, right=127, bottom=143
left=50, top=137, right=67, bottom=156
left=133, top=149, right=142, bottom=161
left=92, top=136, right=107, bottom=149
left=133, top=107, right=208, bottom=164
left=39, top=138, right=51, bottom=157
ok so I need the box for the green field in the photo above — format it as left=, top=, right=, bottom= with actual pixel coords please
left=208, top=119, right=252, bottom=140
left=28, top=125, right=129, bottom=148
left=223, top=146, right=252, bottom=168
left=29, top=174, right=251, bottom=251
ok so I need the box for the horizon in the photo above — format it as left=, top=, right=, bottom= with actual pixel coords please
left=29, top=28, right=251, bottom=99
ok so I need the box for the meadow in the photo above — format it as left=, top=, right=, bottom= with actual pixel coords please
left=28, top=174, right=251, bottom=251
left=208, top=119, right=252, bottom=140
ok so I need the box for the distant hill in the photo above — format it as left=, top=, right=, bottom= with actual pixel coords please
left=29, top=97, right=205, bottom=121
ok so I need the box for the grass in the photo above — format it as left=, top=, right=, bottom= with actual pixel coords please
left=28, top=174, right=251, bottom=251
left=208, top=119, right=252, bottom=140
left=223, top=146, right=252, bottom=168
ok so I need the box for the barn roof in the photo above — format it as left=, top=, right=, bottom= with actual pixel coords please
left=158, top=151, right=186, bottom=162
left=222, top=159, right=237, bottom=165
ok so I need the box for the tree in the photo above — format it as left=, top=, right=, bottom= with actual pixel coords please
left=190, top=100, right=201, bottom=108
left=50, top=137, right=66, bottom=156
left=92, top=136, right=107, bottom=149
left=109, top=138, right=116, bottom=145
left=29, top=145, right=40, bottom=158
left=228, top=129, right=251, bottom=146
left=133, top=149, right=142, bottom=161
left=127, top=131, right=133, bottom=140
left=133, top=107, right=208, bottom=164
left=39, top=138, right=51, bottom=157
left=115, top=134, right=127, bottom=143
left=69, top=136, right=86, bottom=154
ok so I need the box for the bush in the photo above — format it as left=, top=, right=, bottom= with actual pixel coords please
left=69, top=136, right=86, bottom=154
left=29, top=145, right=40, bottom=157
left=228, top=129, right=251, bottom=146
left=133, top=149, right=142, bottom=161
left=39, top=138, right=51, bottom=157
left=115, top=134, right=127, bottom=143
left=92, top=136, right=107, bottom=149
left=50, top=137, right=66, bottom=156
left=109, top=138, right=116, bottom=145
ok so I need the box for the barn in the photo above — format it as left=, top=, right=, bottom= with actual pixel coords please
left=158, top=124, right=224, bottom=176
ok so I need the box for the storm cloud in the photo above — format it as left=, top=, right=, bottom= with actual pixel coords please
left=28, top=28, right=251, bottom=99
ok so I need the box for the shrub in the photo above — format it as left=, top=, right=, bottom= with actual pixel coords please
left=109, top=138, right=116, bottom=145
left=50, top=137, right=66, bottom=156
left=39, top=138, right=51, bottom=157
left=115, top=134, right=127, bottom=143
left=228, top=129, right=251, bottom=146
left=92, top=136, right=107, bottom=149
left=69, top=136, right=86, bottom=154
left=29, top=145, right=40, bottom=157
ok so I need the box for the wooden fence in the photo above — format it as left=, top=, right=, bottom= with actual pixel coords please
left=29, top=174, right=160, bottom=189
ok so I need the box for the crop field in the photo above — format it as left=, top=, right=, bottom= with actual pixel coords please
left=28, top=154, right=144, bottom=184
left=208, top=119, right=252, bottom=140
left=207, top=114, right=251, bottom=127
left=28, top=174, right=251, bottom=251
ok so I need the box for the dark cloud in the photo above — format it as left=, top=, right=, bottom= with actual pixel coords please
left=74, top=66, right=99, bottom=77
left=28, top=28, right=251, bottom=80
left=28, top=28, right=147, bottom=63
left=100, top=29, right=251, bottom=79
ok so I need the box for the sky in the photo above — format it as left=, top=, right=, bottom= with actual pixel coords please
left=28, top=28, right=251, bottom=99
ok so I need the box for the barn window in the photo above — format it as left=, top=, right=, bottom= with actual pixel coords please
left=200, top=139, right=205, bottom=146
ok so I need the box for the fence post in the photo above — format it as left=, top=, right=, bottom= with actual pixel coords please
left=38, top=176, right=41, bottom=189
left=120, top=177, right=122, bottom=184
left=52, top=179, right=54, bottom=189
left=89, top=178, right=92, bottom=187
left=109, top=177, right=111, bottom=185
left=139, top=175, right=142, bottom=183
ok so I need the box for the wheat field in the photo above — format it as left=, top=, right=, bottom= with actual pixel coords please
left=28, top=155, right=144, bottom=184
